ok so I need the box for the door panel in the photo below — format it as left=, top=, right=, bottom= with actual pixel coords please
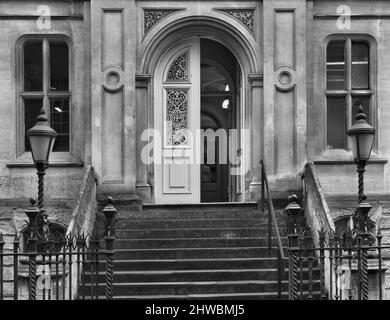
left=154, top=38, right=201, bottom=204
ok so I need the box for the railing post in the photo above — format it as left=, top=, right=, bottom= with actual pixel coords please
left=53, top=236, right=60, bottom=300
left=67, top=234, right=74, bottom=300
left=355, top=200, right=373, bottom=300
left=285, top=195, right=303, bottom=300
left=377, top=228, right=383, bottom=300
left=102, top=197, right=118, bottom=300
left=345, top=228, right=354, bottom=300
left=76, top=232, right=87, bottom=300
left=13, top=234, right=19, bottom=300
left=288, top=231, right=300, bottom=300
left=0, top=233, right=4, bottom=300
left=360, top=241, right=369, bottom=300
left=284, top=195, right=303, bottom=234
left=277, top=249, right=283, bottom=299
left=307, top=242, right=314, bottom=300
left=261, top=160, right=265, bottom=215
left=89, top=233, right=100, bottom=300
left=318, top=229, right=327, bottom=300
left=25, top=199, right=40, bottom=300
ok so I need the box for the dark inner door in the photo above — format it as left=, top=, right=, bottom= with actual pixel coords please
left=200, top=39, right=238, bottom=202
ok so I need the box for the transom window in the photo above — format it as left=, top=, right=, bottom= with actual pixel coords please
left=21, top=37, right=70, bottom=153
left=326, top=37, right=375, bottom=150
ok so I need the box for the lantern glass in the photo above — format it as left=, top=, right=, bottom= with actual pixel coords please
left=347, top=105, right=376, bottom=162
left=29, top=135, right=55, bottom=163
left=360, top=132, right=374, bottom=161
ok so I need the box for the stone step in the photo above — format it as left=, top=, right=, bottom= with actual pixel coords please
left=82, top=268, right=320, bottom=283
left=99, top=227, right=285, bottom=239
left=142, top=202, right=258, bottom=211
left=87, top=200, right=311, bottom=300
left=79, top=280, right=321, bottom=296
left=81, top=292, right=290, bottom=300
left=111, top=246, right=288, bottom=260
left=96, top=209, right=272, bottom=222
left=85, top=257, right=288, bottom=271
left=101, top=218, right=287, bottom=230
left=112, top=237, right=288, bottom=249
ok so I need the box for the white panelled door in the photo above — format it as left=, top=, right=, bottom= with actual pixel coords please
left=154, top=38, right=201, bottom=204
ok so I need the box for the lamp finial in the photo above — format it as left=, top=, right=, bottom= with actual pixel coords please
left=355, top=104, right=367, bottom=121
left=37, top=107, right=48, bottom=122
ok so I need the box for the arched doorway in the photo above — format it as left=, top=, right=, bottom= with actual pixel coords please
left=200, top=39, right=240, bottom=202
left=153, top=37, right=240, bottom=204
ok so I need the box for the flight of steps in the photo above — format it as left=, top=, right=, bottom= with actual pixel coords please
left=80, top=201, right=319, bottom=300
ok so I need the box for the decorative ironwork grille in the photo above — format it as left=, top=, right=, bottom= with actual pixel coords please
left=166, top=52, right=188, bottom=81
left=0, top=198, right=117, bottom=300
left=287, top=227, right=388, bottom=300
left=166, top=89, right=188, bottom=145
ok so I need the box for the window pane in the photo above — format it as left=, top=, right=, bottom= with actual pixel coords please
left=352, top=42, right=369, bottom=90
left=50, top=42, right=69, bottom=91
left=24, top=99, right=43, bottom=151
left=327, top=97, right=347, bottom=149
left=327, top=41, right=346, bottom=90
left=24, top=41, right=43, bottom=91
left=50, top=98, right=69, bottom=152
left=352, top=97, right=371, bottom=125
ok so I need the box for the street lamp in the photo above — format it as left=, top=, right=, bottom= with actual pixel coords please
left=347, top=104, right=377, bottom=246
left=347, top=104, right=375, bottom=203
left=27, top=108, right=57, bottom=240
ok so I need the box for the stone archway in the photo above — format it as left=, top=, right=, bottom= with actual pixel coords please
left=135, top=15, right=263, bottom=203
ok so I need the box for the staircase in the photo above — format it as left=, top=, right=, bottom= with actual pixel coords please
left=80, top=202, right=290, bottom=299
left=81, top=201, right=320, bottom=299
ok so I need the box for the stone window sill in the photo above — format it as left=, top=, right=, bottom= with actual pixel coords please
left=314, top=158, right=387, bottom=165
left=7, top=162, right=84, bottom=168
left=314, top=150, right=387, bottom=165
left=7, top=152, right=84, bottom=168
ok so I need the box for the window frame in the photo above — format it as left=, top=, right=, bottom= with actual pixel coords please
left=323, top=34, right=378, bottom=158
left=15, top=34, right=73, bottom=160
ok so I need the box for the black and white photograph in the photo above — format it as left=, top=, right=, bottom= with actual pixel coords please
left=0, top=0, right=389, bottom=312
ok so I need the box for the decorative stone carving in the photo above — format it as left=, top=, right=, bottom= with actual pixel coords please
left=275, top=66, right=296, bottom=92
left=102, top=65, right=124, bottom=92
left=167, top=53, right=188, bottom=81
left=166, top=89, right=188, bottom=145
left=144, top=9, right=181, bottom=34
left=216, top=9, right=255, bottom=33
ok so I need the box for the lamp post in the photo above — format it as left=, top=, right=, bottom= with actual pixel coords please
left=347, top=104, right=375, bottom=204
left=347, top=104, right=376, bottom=247
left=27, top=108, right=57, bottom=240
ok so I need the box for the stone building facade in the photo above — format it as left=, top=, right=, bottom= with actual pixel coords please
left=1, top=0, right=390, bottom=300
left=0, top=0, right=389, bottom=218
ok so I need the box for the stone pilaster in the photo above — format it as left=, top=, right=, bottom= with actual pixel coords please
left=263, top=0, right=307, bottom=191
left=90, top=0, right=137, bottom=195
left=135, top=74, right=152, bottom=202
left=248, top=74, right=264, bottom=200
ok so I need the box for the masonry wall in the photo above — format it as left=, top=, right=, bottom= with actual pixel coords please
left=0, top=0, right=389, bottom=202
left=0, top=1, right=87, bottom=200
left=308, top=0, right=390, bottom=196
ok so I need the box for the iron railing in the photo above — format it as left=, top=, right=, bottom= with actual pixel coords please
left=286, top=196, right=388, bottom=300
left=258, top=159, right=285, bottom=299
left=0, top=197, right=117, bottom=300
